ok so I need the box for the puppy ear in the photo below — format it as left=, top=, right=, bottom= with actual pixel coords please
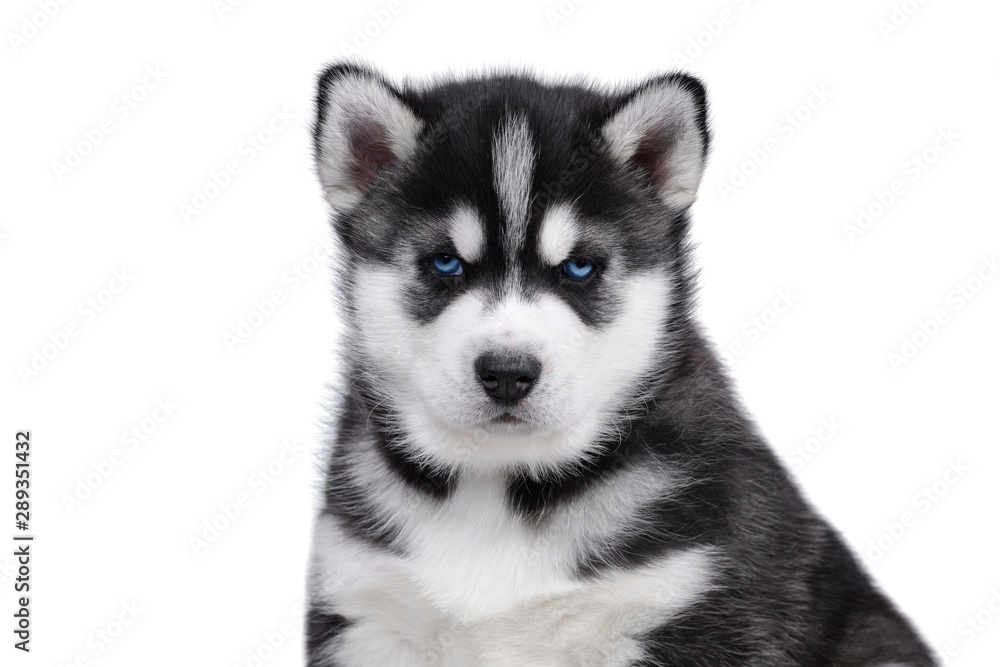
left=601, top=73, right=710, bottom=210
left=313, top=63, right=423, bottom=210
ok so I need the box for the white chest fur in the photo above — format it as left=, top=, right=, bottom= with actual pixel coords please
left=310, top=466, right=715, bottom=666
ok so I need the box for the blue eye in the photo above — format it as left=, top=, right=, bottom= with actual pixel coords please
left=431, top=254, right=464, bottom=276
left=562, top=259, right=594, bottom=280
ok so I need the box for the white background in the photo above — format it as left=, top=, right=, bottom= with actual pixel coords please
left=2, top=0, right=998, bottom=665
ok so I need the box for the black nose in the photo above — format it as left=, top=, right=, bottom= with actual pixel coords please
left=474, top=354, right=541, bottom=405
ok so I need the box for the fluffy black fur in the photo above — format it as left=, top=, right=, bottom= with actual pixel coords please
left=307, top=63, right=936, bottom=666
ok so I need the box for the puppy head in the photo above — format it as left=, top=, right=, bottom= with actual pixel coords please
left=313, top=64, right=710, bottom=473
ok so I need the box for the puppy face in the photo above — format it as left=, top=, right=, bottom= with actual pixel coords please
left=313, top=65, right=709, bottom=473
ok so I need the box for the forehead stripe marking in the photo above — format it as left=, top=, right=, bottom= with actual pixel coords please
left=492, top=115, right=535, bottom=266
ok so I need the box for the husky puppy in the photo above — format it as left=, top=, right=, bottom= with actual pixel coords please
left=305, top=63, right=936, bottom=667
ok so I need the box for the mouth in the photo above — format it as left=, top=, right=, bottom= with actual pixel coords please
left=492, top=414, right=523, bottom=425
left=467, top=403, right=541, bottom=433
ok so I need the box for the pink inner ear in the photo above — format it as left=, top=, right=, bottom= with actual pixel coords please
left=348, top=120, right=400, bottom=191
left=626, top=129, right=675, bottom=190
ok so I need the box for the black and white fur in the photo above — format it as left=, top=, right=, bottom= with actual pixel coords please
left=305, top=63, right=936, bottom=667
